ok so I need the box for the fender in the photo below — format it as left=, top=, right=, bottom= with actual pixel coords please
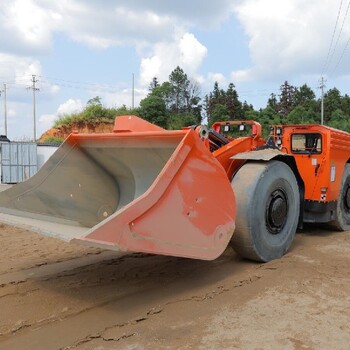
left=231, top=148, right=291, bottom=161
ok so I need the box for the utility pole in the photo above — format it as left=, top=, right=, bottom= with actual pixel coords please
left=3, top=83, right=7, bottom=136
left=0, top=83, right=7, bottom=136
left=132, top=73, right=135, bottom=109
left=319, top=76, right=326, bottom=125
left=27, top=75, right=39, bottom=141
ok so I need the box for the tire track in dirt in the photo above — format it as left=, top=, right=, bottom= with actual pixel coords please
left=0, top=251, right=124, bottom=287
left=0, top=251, right=262, bottom=350
left=1, top=224, right=350, bottom=349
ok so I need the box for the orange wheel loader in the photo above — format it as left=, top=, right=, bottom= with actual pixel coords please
left=0, top=115, right=350, bottom=262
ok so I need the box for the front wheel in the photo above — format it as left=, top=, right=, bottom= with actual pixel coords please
left=230, top=161, right=300, bottom=262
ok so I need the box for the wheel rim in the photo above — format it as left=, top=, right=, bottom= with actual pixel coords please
left=266, top=189, right=288, bottom=234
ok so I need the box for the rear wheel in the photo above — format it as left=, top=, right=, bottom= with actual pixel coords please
left=230, top=161, right=300, bottom=262
left=329, top=164, right=350, bottom=231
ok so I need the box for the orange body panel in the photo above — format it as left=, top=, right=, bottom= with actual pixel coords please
left=272, top=124, right=350, bottom=203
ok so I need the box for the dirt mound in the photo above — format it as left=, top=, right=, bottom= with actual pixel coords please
left=39, top=122, right=114, bottom=142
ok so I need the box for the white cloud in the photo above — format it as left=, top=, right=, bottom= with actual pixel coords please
left=0, top=1, right=235, bottom=55
left=25, top=2, right=175, bottom=50
left=208, top=72, right=227, bottom=85
left=233, top=0, right=350, bottom=81
left=179, top=33, right=208, bottom=67
left=117, top=0, right=235, bottom=28
left=56, top=99, right=83, bottom=116
left=0, top=53, right=41, bottom=82
left=0, top=54, right=59, bottom=104
left=0, top=0, right=60, bottom=54
left=139, top=32, right=207, bottom=86
left=231, top=69, right=254, bottom=83
left=140, top=57, right=162, bottom=86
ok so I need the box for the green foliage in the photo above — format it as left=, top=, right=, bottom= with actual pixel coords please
left=139, top=95, right=168, bottom=128
left=52, top=74, right=350, bottom=136
left=41, top=136, right=64, bottom=144
left=328, top=108, right=350, bottom=131
left=294, top=84, right=315, bottom=106
left=54, top=115, right=74, bottom=128
left=53, top=97, right=140, bottom=129
left=138, top=66, right=202, bottom=129
left=168, top=114, right=198, bottom=130
left=205, top=82, right=242, bottom=126
left=287, top=105, right=307, bottom=124
left=277, top=81, right=297, bottom=117
left=87, top=96, right=102, bottom=106
left=168, top=66, right=190, bottom=113
left=209, top=104, right=230, bottom=126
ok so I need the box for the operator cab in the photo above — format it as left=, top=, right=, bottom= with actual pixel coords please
left=291, top=133, right=322, bottom=154
left=269, top=126, right=323, bottom=155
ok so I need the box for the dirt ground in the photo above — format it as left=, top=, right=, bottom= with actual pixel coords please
left=1, top=222, right=350, bottom=350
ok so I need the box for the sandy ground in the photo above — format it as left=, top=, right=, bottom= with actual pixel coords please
left=0, top=222, right=350, bottom=350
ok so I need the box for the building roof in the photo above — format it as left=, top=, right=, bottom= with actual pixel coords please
left=0, top=135, right=10, bottom=142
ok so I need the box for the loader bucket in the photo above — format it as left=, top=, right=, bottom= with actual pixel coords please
left=0, top=116, right=236, bottom=260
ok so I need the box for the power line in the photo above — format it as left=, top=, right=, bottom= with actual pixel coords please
left=38, top=75, right=122, bottom=89
left=330, top=28, right=350, bottom=76
left=322, top=0, right=344, bottom=75
left=325, top=0, right=350, bottom=75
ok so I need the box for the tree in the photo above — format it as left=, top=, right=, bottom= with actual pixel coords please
left=149, top=77, right=160, bottom=92
left=277, top=81, right=297, bottom=117
left=144, top=68, right=203, bottom=127
left=168, top=114, right=198, bottom=130
left=187, top=81, right=202, bottom=123
left=226, top=83, right=242, bottom=118
left=287, top=105, right=307, bottom=124
left=267, top=93, right=278, bottom=111
left=294, top=84, right=315, bottom=106
left=241, top=101, right=255, bottom=119
left=204, top=82, right=243, bottom=124
left=87, top=96, right=102, bottom=106
left=340, top=94, right=350, bottom=116
left=323, top=88, right=342, bottom=123
left=168, top=66, right=190, bottom=113
left=139, top=95, right=168, bottom=128
left=209, top=104, right=229, bottom=126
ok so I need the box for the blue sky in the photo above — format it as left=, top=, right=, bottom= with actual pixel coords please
left=0, top=0, right=349, bottom=140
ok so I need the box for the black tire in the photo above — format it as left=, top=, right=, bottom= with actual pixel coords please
left=329, top=164, right=350, bottom=231
left=230, top=161, right=300, bottom=262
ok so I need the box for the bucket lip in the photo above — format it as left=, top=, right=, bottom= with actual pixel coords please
left=65, top=129, right=191, bottom=148
left=68, top=129, right=188, bottom=139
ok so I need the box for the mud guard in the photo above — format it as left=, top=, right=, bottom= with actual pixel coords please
left=231, top=149, right=290, bottom=161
